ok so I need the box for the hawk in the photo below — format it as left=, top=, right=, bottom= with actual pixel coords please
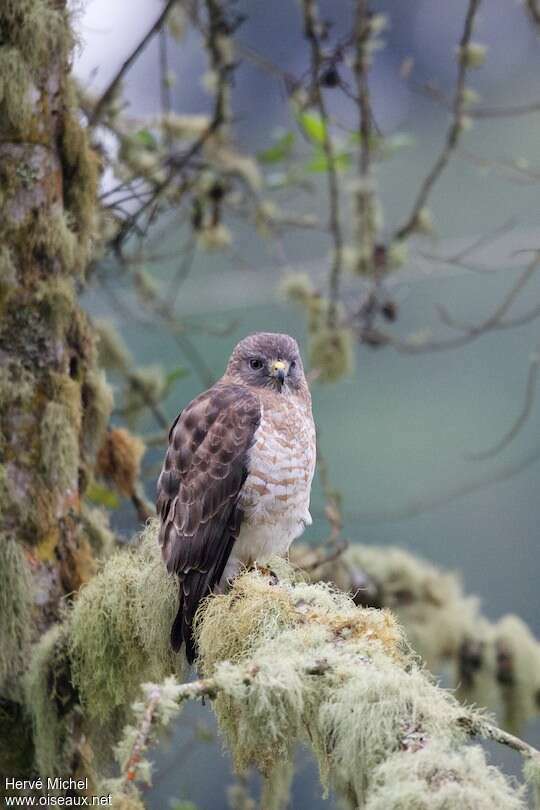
left=156, top=332, right=316, bottom=663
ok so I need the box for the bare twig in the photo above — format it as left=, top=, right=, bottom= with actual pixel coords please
left=413, top=80, right=540, bottom=119
left=463, top=715, right=540, bottom=761
left=466, top=348, right=540, bottom=460
left=302, top=0, right=344, bottom=328
left=394, top=0, right=482, bottom=241
left=352, top=0, right=377, bottom=278
left=120, top=679, right=218, bottom=788
left=436, top=252, right=540, bottom=334
left=345, top=441, right=540, bottom=524
left=90, top=0, right=178, bottom=126
left=360, top=251, right=540, bottom=355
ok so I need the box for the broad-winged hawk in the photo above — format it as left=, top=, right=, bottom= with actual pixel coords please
left=156, top=332, right=316, bottom=662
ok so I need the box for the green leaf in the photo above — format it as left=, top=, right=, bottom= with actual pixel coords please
left=297, top=112, right=327, bottom=144
left=133, top=128, right=158, bottom=151
left=257, top=132, right=295, bottom=164
left=86, top=482, right=120, bottom=509
left=305, top=149, right=351, bottom=173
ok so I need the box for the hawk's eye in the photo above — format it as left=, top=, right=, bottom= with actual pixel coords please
left=290, top=360, right=296, bottom=369
left=249, top=358, right=263, bottom=370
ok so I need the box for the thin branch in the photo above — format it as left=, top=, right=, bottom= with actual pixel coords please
left=90, top=0, right=178, bottom=126
left=436, top=252, right=540, bottom=334
left=361, top=251, right=540, bottom=355
left=413, top=80, right=540, bottom=119
left=116, top=667, right=540, bottom=795
left=352, top=0, right=377, bottom=279
left=344, top=441, right=540, bottom=524
left=394, top=0, right=482, bottom=241
left=159, top=27, right=172, bottom=131
left=418, top=218, right=518, bottom=274
left=463, top=715, right=540, bottom=761
left=466, top=349, right=540, bottom=460
left=302, top=0, right=344, bottom=329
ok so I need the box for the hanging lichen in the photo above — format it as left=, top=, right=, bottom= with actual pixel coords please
left=363, top=742, right=526, bottom=810
left=182, top=561, right=527, bottom=808
left=294, top=541, right=540, bottom=734
left=0, top=535, right=33, bottom=694
left=68, top=527, right=179, bottom=725
left=281, top=275, right=355, bottom=382
left=24, top=624, right=75, bottom=777
left=523, top=755, right=540, bottom=810
left=23, top=522, right=181, bottom=778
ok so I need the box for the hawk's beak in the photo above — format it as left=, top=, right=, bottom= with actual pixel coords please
left=269, top=359, right=288, bottom=386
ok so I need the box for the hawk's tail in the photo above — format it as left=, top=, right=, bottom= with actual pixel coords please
left=171, top=581, right=198, bottom=664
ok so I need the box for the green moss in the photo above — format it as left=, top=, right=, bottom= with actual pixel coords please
left=61, top=83, right=99, bottom=257
left=339, top=545, right=479, bottom=670
left=194, top=564, right=526, bottom=808
left=523, top=755, right=540, bottom=810
left=309, top=327, right=354, bottom=382
left=95, top=320, right=133, bottom=372
left=0, top=536, right=33, bottom=693
left=279, top=273, right=314, bottom=305
left=494, top=615, right=540, bottom=732
left=81, top=369, right=113, bottom=466
left=40, top=402, right=79, bottom=492
left=0, top=1, right=69, bottom=73
left=0, top=244, right=17, bottom=310
left=260, top=760, right=294, bottom=810
left=24, top=624, right=74, bottom=777
left=0, top=47, right=32, bottom=131
left=79, top=504, right=116, bottom=561
left=69, top=523, right=179, bottom=724
left=36, top=276, right=77, bottom=338
left=34, top=210, right=78, bottom=272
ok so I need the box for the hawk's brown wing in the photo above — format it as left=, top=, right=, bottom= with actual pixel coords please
left=156, top=382, right=261, bottom=662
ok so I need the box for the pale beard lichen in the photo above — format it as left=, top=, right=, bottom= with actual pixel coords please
left=491, top=615, right=540, bottom=733
left=0, top=535, right=33, bottom=694
left=523, top=754, right=540, bottom=810
left=364, top=742, right=526, bottom=810
left=24, top=522, right=182, bottom=777
left=298, top=542, right=540, bottom=734
left=339, top=544, right=479, bottom=670
left=24, top=624, right=73, bottom=777
left=193, top=563, right=526, bottom=809
left=309, top=327, right=354, bottom=383
left=68, top=525, right=180, bottom=725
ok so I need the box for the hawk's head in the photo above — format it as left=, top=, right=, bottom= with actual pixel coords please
left=226, top=332, right=307, bottom=394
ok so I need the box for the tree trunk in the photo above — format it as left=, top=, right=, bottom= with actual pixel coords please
left=0, top=0, right=109, bottom=775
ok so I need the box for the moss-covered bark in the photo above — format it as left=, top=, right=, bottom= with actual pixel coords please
left=0, top=0, right=111, bottom=774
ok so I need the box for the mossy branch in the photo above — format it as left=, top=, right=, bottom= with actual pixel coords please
left=100, top=548, right=537, bottom=809
left=295, top=541, right=540, bottom=733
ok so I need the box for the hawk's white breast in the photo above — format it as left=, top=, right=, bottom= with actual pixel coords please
left=219, top=390, right=315, bottom=586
